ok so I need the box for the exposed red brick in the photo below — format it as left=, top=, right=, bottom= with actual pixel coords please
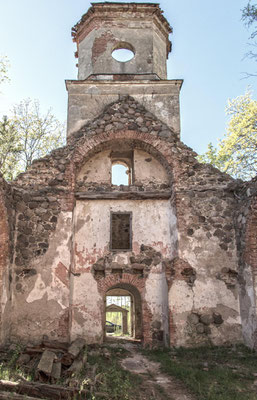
left=92, top=32, right=115, bottom=63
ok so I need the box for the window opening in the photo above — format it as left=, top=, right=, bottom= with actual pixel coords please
left=112, top=42, right=135, bottom=63
left=110, top=150, right=133, bottom=186
left=112, top=49, right=134, bottom=62
left=111, top=212, right=132, bottom=251
left=111, top=162, right=130, bottom=185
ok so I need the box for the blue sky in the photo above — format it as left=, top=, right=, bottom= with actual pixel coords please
left=0, top=0, right=256, bottom=155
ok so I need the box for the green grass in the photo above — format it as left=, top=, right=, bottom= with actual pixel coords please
left=142, top=345, right=257, bottom=400
left=86, top=346, right=142, bottom=400
left=0, top=344, right=35, bottom=382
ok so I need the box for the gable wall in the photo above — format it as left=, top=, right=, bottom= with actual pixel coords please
left=0, top=96, right=249, bottom=348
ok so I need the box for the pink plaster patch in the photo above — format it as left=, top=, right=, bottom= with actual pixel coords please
left=74, top=243, right=109, bottom=272
left=75, top=243, right=87, bottom=266
left=55, top=262, right=69, bottom=287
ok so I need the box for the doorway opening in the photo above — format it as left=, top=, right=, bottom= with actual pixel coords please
left=104, top=283, right=142, bottom=341
left=106, top=295, right=130, bottom=337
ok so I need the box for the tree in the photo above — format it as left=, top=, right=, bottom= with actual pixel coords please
left=197, top=143, right=227, bottom=171
left=0, top=116, right=21, bottom=180
left=198, top=91, right=257, bottom=181
left=0, top=99, right=65, bottom=180
left=0, top=55, right=9, bottom=86
left=242, top=1, right=257, bottom=39
left=242, top=1, right=257, bottom=75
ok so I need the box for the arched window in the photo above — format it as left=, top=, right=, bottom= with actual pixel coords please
left=111, top=161, right=131, bottom=185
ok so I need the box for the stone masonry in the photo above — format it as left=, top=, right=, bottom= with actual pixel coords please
left=0, top=3, right=256, bottom=349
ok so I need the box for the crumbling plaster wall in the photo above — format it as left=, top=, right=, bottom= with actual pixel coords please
left=0, top=175, right=15, bottom=343
left=71, top=198, right=176, bottom=344
left=0, top=150, right=74, bottom=344
left=73, top=199, right=176, bottom=264
left=78, top=26, right=158, bottom=79
left=0, top=95, right=249, bottom=348
left=77, top=148, right=169, bottom=187
left=77, top=150, right=112, bottom=184
left=75, top=4, right=169, bottom=81
left=235, top=178, right=257, bottom=349
left=9, top=211, right=72, bottom=344
left=134, top=150, right=169, bottom=185
left=66, top=82, right=181, bottom=137
left=168, top=172, right=242, bottom=346
left=153, top=28, right=168, bottom=79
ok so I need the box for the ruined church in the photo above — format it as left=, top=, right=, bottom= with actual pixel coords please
left=0, top=2, right=257, bottom=349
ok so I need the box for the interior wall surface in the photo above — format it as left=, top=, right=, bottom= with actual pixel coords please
left=169, top=187, right=242, bottom=347
left=77, top=148, right=169, bottom=186
left=236, top=182, right=257, bottom=349
left=8, top=211, right=72, bottom=344
left=0, top=178, right=13, bottom=344
left=70, top=198, right=176, bottom=344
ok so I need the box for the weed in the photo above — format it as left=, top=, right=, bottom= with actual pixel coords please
left=86, top=346, right=141, bottom=400
left=142, top=345, right=257, bottom=400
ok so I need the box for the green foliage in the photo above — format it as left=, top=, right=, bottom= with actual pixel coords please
left=242, top=1, right=257, bottom=39
left=198, top=91, right=257, bottom=180
left=0, top=344, right=32, bottom=382
left=0, top=116, right=22, bottom=180
left=0, top=98, right=65, bottom=180
left=242, top=1, right=257, bottom=75
left=197, top=143, right=227, bottom=171
left=143, top=345, right=257, bottom=400
left=0, top=55, right=9, bottom=86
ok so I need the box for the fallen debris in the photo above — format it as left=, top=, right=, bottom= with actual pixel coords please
left=0, top=379, right=88, bottom=399
left=50, top=361, right=62, bottom=380
left=0, top=391, right=43, bottom=400
left=0, top=340, right=131, bottom=399
left=37, top=350, right=56, bottom=375
left=67, top=338, right=86, bottom=359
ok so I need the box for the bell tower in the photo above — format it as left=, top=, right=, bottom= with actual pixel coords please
left=72, top=2, right=172, bottom=80
left=66, top=3, right=182, bottom=138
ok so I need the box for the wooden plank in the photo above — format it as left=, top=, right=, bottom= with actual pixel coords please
left=0, top=380, right=88, bottom=400
left=26, top=347, right=43, bottom=355
left=42, top=340, right=69, bottom=352
left=75, top=191, right=171, bottom=200
left=0, top=391, right=44, bottom=400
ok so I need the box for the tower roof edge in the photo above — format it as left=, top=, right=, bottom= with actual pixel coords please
left=72, top=2, right=172, bottom=43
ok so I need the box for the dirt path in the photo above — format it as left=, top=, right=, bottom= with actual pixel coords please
left=119, top=342, right=196, bottom=400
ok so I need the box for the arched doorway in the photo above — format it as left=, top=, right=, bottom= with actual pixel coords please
left=104, top=283, right=142, bottom=340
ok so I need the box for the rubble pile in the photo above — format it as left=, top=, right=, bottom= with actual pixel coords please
left=0, top=339, right=113, bottom=399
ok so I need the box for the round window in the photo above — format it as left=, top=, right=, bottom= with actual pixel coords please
left=112, top=42, right=135, bottom=63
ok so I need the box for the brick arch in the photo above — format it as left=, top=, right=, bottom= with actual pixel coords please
left=69, top=130, right=177, bottom=183
left=97, top=273, right=153, bottom=345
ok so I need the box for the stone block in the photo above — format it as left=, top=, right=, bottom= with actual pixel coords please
left=200, top=314, right=214, bottom=326
left=68, top=338, right=86, bottom=359
left=37, top=350, right=56, bottom=375
left=188, top=313, right=199, bottom=325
